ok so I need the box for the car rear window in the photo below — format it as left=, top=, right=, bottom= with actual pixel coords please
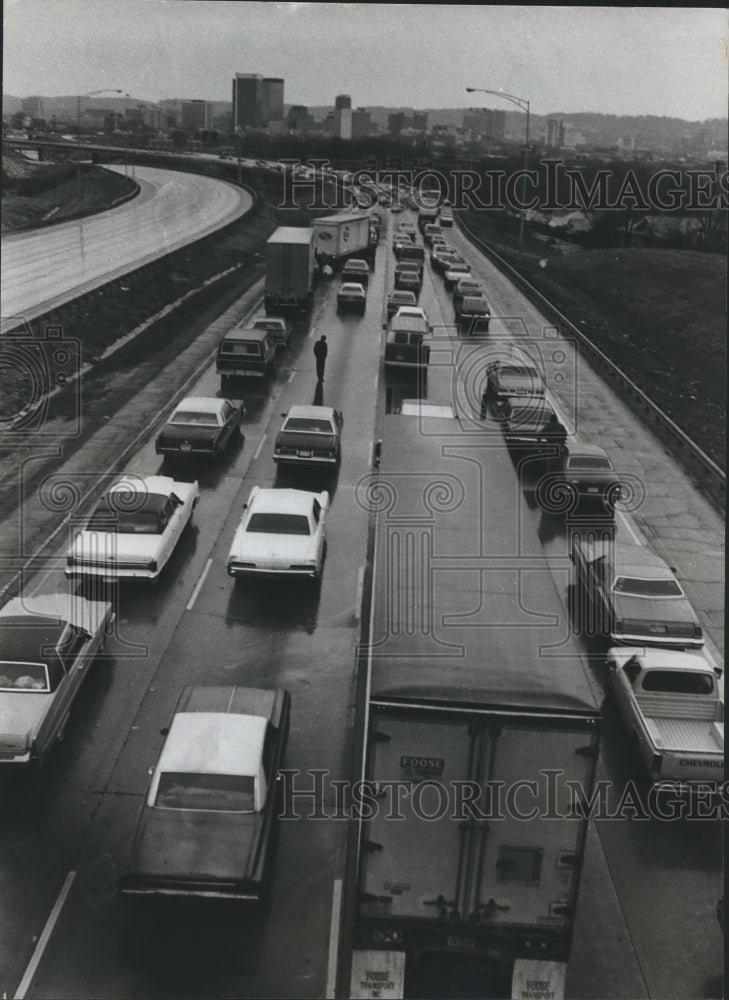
left=155, top=772, right=256, bottom=812
left=247, top=513, right=311, bottom=535
left=222, top=342, right=260, bottom=356
left=641, top=670, right=715, bottom=695
left=612, top=577, right=683, bottom=597
left=567, top=456, right=612, bottom=470
left=0, top=661, right=51, bottom=692
left=171, top=411, right=220, bottom=426
left=284, top=418, right=333, bottom=433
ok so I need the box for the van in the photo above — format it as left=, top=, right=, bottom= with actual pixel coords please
left=216, top=327, right=276, bottom=379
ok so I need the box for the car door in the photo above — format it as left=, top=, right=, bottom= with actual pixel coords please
left=36, top=627, right=89, bottom=757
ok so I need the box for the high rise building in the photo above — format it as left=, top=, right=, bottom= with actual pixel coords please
left=413, top=111, right=428, bottom=132
left=262, top=77, right=284, bottom=123
left=232, top=73, right=263, bottom=129
left=22, top=96, right=45, bottom=119
left=335, top=94, right=352, bottom=110
left=181, top=100, right=211, bottom=131
left=546, top=118, right=564, bottom=150
left=351, top=108, right=372, bottom=139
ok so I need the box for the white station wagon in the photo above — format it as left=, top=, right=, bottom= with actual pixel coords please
left=227, top=487, right=328, bottom=580
left=66, top=475, right=199, bottom=582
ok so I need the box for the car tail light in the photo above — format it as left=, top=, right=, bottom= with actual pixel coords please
left=651, top=755, right=662, bottom=775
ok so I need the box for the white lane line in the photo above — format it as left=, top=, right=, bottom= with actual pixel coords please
left=186, top=557, right=212, bottom=611
left=354, top=565, right=365, bottom=621
left=253, top=433, right=267, bottom=461
left=325, top=878, right=343, bottom=999
left=618, top=509, right=644, bottom=545
left=14, top=870, right=77, bottom=1000
left=287, top=370, right=297, bottom=383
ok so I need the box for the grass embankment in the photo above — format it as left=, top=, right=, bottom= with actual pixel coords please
left=2, top=147, right=135, bottom=231
left=462, top=212, right=726, bottom=469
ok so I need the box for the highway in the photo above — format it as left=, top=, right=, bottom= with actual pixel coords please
left=0, top=205, right=723, bottom=999
left=0, top=165, right=253, bottom=330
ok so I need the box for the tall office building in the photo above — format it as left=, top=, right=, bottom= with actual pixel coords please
left=335, top=94, right=352, bottom=110
left=181, top=100, right=211, bottom=131
left=232, top=73, right=263, bottom=129
left=263, top=77, right=284, bottom=123
left=546, top=118, right=564, bottom=150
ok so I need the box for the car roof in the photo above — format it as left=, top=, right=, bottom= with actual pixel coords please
left=249, top=487, right=325, bottom=514
left=395, top=306, right=427, bottom=318
left=173, top=397, right=226, bottom=415
left=609, top=647, right=715, bottom=673
left=566, top=442, right=612, bottom=461
left=339, top=282, right=365, bottom=291
left=284, top=405, right=337, bottom=421
left=160, top=712, right=267, bottom=778
left=344, top=258, right=368, bottom=268
left=389, top=291, right=416, bottom=300
left=461, top=297, right=489, bottom=309
left=223, top=327, right=270, bottom=343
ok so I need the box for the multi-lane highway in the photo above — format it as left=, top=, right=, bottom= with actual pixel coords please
left=0, top=202, right=723, bottom=999
left=0, top=165, right=253, bottom=330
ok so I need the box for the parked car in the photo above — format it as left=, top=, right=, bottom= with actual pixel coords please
left=484, top=357, right=545, bottom=409
left=156, top=397, right=244, bottom=461
left=120, top=684, right=291, bottom=902
left=341, top=258, right=370, bottom=288
left=384, top=310, right=431, bottom=372
left=570, top=537, right=704, bottom=648
left=537, top=442, right=622, bottom=514
left=386, top=290, right=418, bottom=319
left=444, top=261, right=473, bottom=289
left=455, top=296, right=491, bottom=335
left=227, top=487, right=329, bottom=580
left=337, top=281, right=367, bottom=311
left=217, top=327, right=277, bottom=380
left=0, top=593, right=114, bottom=765
left=65, top=475, right=199, bottom=582
left=273, top=405, right=343, bottom=467
left=250, top=315, right=292, bottom=350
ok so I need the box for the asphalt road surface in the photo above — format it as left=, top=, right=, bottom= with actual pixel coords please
left=0, top=207, right=723, bottom=1000
left=1, top=165, right=253, bottom=330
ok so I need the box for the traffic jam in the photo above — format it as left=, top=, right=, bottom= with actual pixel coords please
left=1, top=182, right=724, bottom=1000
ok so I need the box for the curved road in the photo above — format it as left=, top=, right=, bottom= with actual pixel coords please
left=0, top=166, right=253, bottom=331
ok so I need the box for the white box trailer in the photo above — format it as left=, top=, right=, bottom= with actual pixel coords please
left=312, top=211, right=373, bottom=267
left=351, top=404, right=602, bottom=999
left=264, top=227, right=315, bottom=313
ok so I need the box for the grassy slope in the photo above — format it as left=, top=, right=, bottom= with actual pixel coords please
left=462, top=212, right=727, bottom=469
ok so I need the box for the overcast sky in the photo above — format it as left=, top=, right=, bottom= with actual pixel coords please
left=3, top=1, right=727, bottom=120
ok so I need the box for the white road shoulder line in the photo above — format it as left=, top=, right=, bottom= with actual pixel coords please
left=354, top=565, right=365, bottom=621
left=14, top=870, right=77, bottom=1000
left=253, top=433, right=268, bottom=461
left=617, top=509, right=644, bottom=545
left=186, top=557, right=213, bottom=611
left=325, top=877, right=343, bottom=1000
left=287, top=370, right=296, bottom=383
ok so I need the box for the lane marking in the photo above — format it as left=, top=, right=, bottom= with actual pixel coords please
left=15, top=870, right=77, bottom=1000
left=253, top=433, right=267, bottom=461
left=325, top=878, right=343, bottom=999
left=287, top=370, right=296, bottom=383
left=186, top=557, right=212, bottom=611
left=354, top=565, right=365, bottom=622
left=617, top=509, right=643, bottom=545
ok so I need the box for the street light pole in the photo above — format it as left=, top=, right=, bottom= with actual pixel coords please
left=466, top=86, right=531, bottom=262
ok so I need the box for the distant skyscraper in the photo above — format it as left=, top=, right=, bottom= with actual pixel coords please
left=351, top=108, right=372, bottom=138
left=181, top=100, right=211, bottom=131
left=263, top=77, right=284, bottom=123
left=335, top=94, right=352, bottom=110
left=546, top=118, right=564, bottom=150
left=413, top=111, right=428, bottom=132
left=232, top=73, right=263, bottom=129
left=22, top=96, right=45, bottom=119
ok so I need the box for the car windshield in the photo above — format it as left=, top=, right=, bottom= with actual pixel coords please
left=155, top=771, right=256, bottom=812
left=87, top=508, right=162, bottom=534
left=612, top=576, right=684, bottom=597
left=567, top=456, right=612, bottom=470
left=170, top=411, right=220, bottom=426
left=0, top=661, right=50, bottom=692
left=247, top=513, right=311, bottom=535
left=222, top=342, right=259, bottom=355
left=284, top=418, right=333, bottom=433
left=641, top=670, right=714, bottom=695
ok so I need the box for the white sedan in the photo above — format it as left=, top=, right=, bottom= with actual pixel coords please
left=0, top=593, right=113, bottom=765
left=227, top=487, right=328, bottom=580
left=66, top=475, right=199, bottom=582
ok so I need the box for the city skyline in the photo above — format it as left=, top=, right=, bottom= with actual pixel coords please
left=3, top=2, right=727, bottom=122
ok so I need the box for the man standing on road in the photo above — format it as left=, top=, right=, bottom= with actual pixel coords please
left=314, top=335, right=328, bottom=381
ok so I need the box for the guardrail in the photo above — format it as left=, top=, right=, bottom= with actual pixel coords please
left=455, top=210, right=726, bottom=512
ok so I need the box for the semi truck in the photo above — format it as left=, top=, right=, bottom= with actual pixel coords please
left=264, top=227, right=316, bottom=314
left=350, top=402, right=602, bottom=1000
left=312, top=211, right=374, bottom=268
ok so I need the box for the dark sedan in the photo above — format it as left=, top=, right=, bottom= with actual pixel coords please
left=537, top=442, right=622, bottom=515
left=156, top=397, right=244, bottom=460
left=386, top=290, right=418, bottom=319
left=273, top=405, right=343, bottom=467
left=120, top=685, right=291, bottom=902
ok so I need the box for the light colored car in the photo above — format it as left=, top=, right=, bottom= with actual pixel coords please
left=227, top=487, right=329, bottom=580
left=337, top=282, right=367, bottom=311
left=0, top=593, right=114, bottom=765
left=392, top=306, right=429, bottom=325
left=155, top=397, right=244, bottom=460
left=570, top=537, right=704, bottom=648
left=66, top=475, right=199, bottom=582
left=484, top=357, right=546, bottom=407
left=120, top=684, right=290, bottom=902
left=274, top=405, right=343, bottom=467
left=386, top=290, right=418, bottom=319
left=250, top=315, right=292, bottom=350
left=444, top=262, right=473, bottom=289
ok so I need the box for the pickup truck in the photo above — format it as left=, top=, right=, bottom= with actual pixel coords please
left=607, top=646, right=723, bottom=791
